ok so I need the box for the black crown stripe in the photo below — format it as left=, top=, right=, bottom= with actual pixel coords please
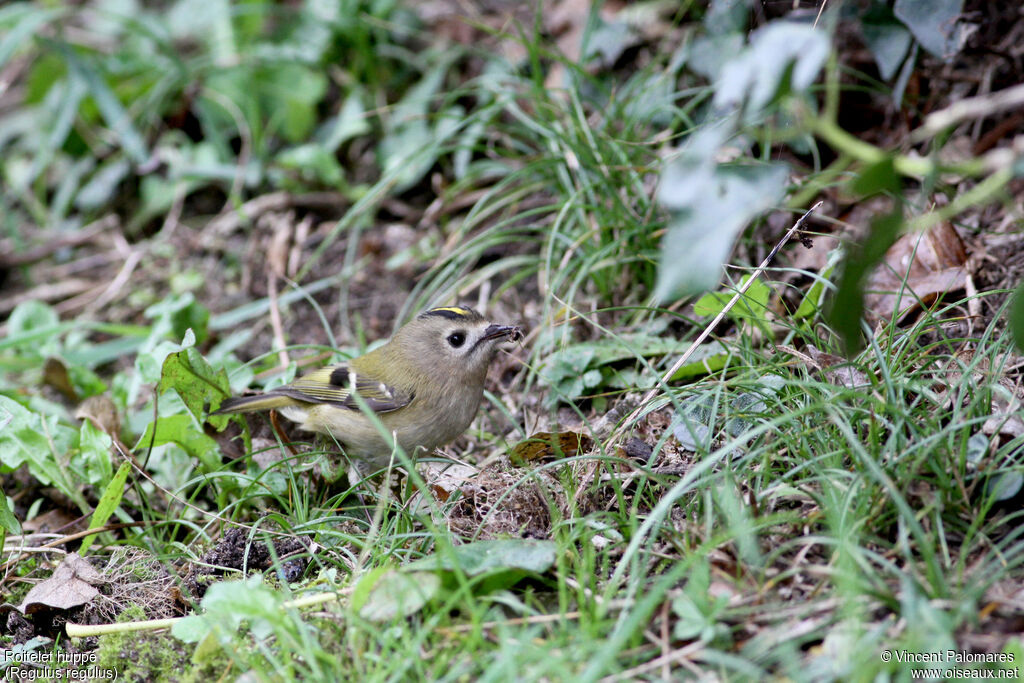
left=420, top=306, right=480, bottom=320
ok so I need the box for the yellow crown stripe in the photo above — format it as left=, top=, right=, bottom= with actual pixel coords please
left=419, top=306, right=482, bottom=321
left=430, top=306, right=473, bottom=317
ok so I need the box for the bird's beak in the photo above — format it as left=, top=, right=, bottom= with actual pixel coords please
left=481, top=324, right=523, bottom=343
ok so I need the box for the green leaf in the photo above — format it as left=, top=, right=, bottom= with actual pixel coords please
left=693, top=276, right=772, bottom=327
left=7, top=300, right=59, bottom=339
left=354, top=569, right=441, bottom=622
left=378, top=58, right=457, bottom=191
left=78, top=461, right=131, bottom=555
left=0, top=396, right=74, bottom=489
left=666, top=343, right=730, bottom=381
left=540, top=334, right=699, bottom=406
left=171, top=576, right=282, bottom=644
left=794, top=256, right=839, bottom=321
left=276, top=144, right=344, bottom=188
left=0, top=487, right=21, bottom=537
left=704, top=0, right=749, bottom=35
left=77, top=420, right=113, bottom=485
left=671, top=557, right=731, bottom=645
left=1010, top=281, right=1024, bottom=352
left=142, top=293, right=210, bottom=351
left=829, top=211, right=904, bottom=355
left=850, top=157, right=901, bottom=197
left=320, top=90, right=370, bottom=153
left=265, top=63, right=328, bottom=143
left=893, top=0, right=966, bottom=59
left=157, top=347, right=231, bottom=427
left=405, top=539, right=557, bottom=592
left=861, top=5, right=913, bottom=80
left=135, top=414, right=220, bottom=469
left=0, top=6, right=60, bottom=70
left=52, top=42, right=149, bottom=164
left=76, top=158, right=131, bottom=210
left=656, top=141, right=789, bottom=300
left=686, top=32, right=745, bottom=81
left=712, top=22, right=829, bottom=119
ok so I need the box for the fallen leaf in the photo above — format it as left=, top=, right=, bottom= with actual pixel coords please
left=802, top=345, right=871, bottom=388
left=619, top=437, right=654, bottom=463
left=864, top=221, right=968, bottom=321
left=19, top=554, right=104, bottom=615
left=356, top=569, right=441, bottom=622
left=75, top=395, right=121, bottom=437
left=418, top=461, right=479, bottom=504
left=43, top=358, right=78, bottom=402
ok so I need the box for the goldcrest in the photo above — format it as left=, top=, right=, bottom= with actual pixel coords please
left=214, top=307, right=522, bottom=471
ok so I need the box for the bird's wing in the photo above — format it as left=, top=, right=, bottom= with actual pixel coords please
left=271, top=363, right=413, bottom=413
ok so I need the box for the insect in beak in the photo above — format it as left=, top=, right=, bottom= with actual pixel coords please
left=481, top=324, right=523, bottom=342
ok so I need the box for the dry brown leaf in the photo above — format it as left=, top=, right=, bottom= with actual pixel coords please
left=75, top=395, right=121, bottom=438
left=43, top=358, right=78, bottom=402
left=19, top=554, right=104, bottom=615
left=781, top=345, right=871, bottom=388
left=864, top=222, right=968, bottom=321
left=619, top=437, right=654, bottom=463
left=418, top=461, right=479, bottom=504
left=22, top=508, right=81, bottom=535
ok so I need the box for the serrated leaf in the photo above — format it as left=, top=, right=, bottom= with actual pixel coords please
left=157, top=347, right=231, bottom=426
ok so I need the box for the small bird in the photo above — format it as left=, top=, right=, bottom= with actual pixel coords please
left=215, top=306, right=522, bottom=472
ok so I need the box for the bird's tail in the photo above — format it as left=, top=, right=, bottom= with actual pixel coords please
left=213, top=393, right=295, bottom=415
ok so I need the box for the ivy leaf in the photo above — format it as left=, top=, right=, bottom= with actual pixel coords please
left=893, top=0, right=967, bottom=60
left=656, top=151, right=789, bottom=300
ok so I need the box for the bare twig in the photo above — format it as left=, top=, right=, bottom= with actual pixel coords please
left=267, top=214, right=295, bottom=369
left=0, top=216, right=117, bottom=268
left=917, top=82, right=1024, bottom=139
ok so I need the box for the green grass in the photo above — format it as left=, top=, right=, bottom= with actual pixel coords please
left=1, top=1, right=1022, bottom=681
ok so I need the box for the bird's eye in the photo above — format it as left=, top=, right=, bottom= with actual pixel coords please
left=447, top=331, right=466, bottom=348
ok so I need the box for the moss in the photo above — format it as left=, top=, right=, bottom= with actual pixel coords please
left=92, top=606, right=191, bottom=683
